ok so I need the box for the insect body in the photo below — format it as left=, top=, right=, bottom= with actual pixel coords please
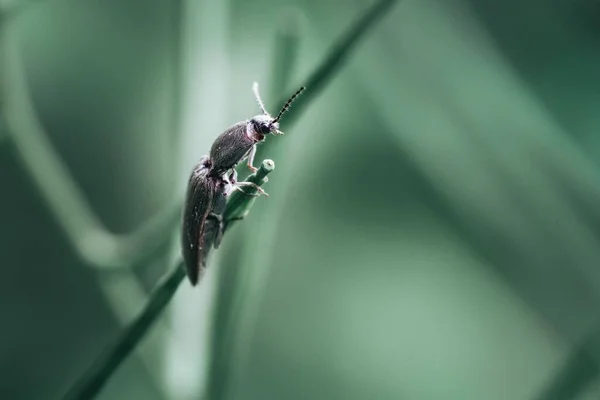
left=182, top=82, right=305, bottom=285
left=181, top=156, right=230, bottom=285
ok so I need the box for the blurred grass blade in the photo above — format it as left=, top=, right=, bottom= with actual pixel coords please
left=61, top=161, right=276, bottom=400
left=0, top=13, right=172, bottom=389
left=0, top=7, right=180, bottom=269
left=535, top=328, right=600, bottom=400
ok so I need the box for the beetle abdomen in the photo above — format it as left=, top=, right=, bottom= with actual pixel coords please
left=181, top=161, right=217, bottom=285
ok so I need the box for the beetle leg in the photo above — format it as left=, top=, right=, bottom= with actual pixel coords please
left=228, top=169, right=238, bottom=185
left=219, top=173, right=234, bottom=197
left=234, top=181, right=269, bottom=197
left=232, top=185, right=257, bottom=197
left=246, top=145, right=258, bottom=173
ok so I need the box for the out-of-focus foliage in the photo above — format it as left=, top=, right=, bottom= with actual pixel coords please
left=2, top=0, right=600, bottom=399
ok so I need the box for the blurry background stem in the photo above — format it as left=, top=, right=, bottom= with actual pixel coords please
left=163, top=0, right=232, bottom=398
left=2, top=0, right=185, bottom=268
left=1, top=24, right=180, bottom=270
left=0, top=2, right=180, bottom=394
left=206, top=0, right=400, bottom=399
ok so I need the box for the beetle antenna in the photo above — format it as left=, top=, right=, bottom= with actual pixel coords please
left=273, top=86, right=306, bottom=123
left=252, top=82, right=269, bottom=115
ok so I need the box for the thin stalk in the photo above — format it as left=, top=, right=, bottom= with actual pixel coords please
left=202, top=13, right=302, bottom=400
left=61, top=161, right=276, bottom=400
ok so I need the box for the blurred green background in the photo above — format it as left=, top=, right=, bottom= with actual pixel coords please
left=2, top=0, right=600, bottom=399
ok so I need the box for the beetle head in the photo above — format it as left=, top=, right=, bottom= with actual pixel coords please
left=250, top=114, right=282, bottom=136
left=251, top=82, right=305, bottom=136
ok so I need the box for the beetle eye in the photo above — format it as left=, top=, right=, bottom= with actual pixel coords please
left=259, top=123, right=271, bottom=134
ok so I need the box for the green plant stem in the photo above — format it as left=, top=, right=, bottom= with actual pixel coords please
left=61, top=161, right=276, bottom=400
left=223, top=159, right=275, bottom=232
